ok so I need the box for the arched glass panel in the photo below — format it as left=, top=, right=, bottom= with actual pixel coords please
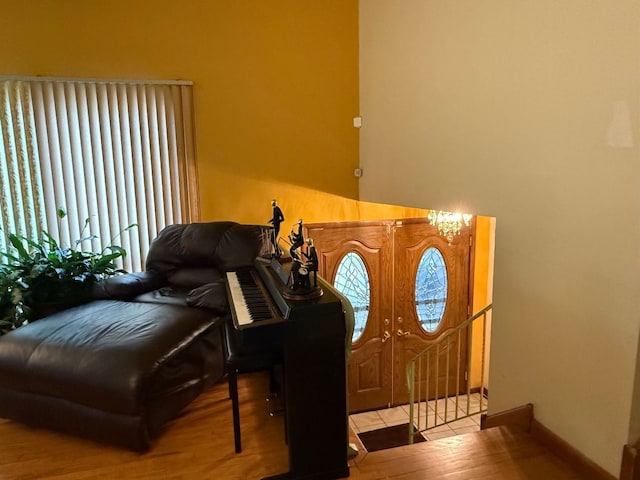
left=415, top=247, right=448, bottom=333
left=333, top=252, right=371, bottom=342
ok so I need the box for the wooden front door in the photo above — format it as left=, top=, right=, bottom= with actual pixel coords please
left=391, top=219, right=472, bottom=406
left=305, top=218, right=472, bottom=412
left=305, top=221, right=394, bottom=412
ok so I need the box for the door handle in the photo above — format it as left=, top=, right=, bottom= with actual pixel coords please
left=382, top=331, right=391, bottom=343
left=397, top=329, right=410, bottom=337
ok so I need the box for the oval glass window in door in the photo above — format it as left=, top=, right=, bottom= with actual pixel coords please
left=415, top=247, right=448, bottom=333
left=333, top=252, right=371, bottom=342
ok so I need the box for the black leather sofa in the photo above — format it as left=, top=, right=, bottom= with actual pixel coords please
left=0, top=221, right=267, bottom=451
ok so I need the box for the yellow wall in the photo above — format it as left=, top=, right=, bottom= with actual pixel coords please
left=0, top=0, right=360, bottom=224
left=469, top=216, right=494, bottom=389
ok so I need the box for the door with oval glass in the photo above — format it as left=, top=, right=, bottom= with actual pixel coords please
left=305, top=218, right=472, bottom=412
left=392, top=219, right=472, bottom=406
left=305, top=221, right=394, bottom=413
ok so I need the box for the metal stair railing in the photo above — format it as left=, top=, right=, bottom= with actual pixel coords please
left=407, top=304, right=492, bottom=443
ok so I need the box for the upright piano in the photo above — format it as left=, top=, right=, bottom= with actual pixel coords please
left=226, top=256, right=350, bottom=480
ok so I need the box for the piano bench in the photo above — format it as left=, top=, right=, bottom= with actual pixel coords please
left=224, top=320, right=283, bottom=453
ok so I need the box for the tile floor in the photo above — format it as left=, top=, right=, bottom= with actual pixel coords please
left=349, top=393, right=487, bottom=442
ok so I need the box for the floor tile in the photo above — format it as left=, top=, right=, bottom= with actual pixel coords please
left=376, top=406, right=409, bottom=425
left=452, top=425, right=481, bottom=435
left=350, top=411, right=383, bottom=429
left=447, top=416, right=478, bottom=429
left=425, top=429, right=457, bottom=441
left=349, top=417, right=360, bottom=433
left=421, top=423, right=453, bottom=434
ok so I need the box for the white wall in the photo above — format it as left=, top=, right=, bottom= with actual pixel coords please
left=359, top=0, right=640, bottom=474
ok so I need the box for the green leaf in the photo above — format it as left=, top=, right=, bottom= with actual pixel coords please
left=41, top=231, right=59, bottom=250
left=0, top=251, right=20, bottom=263
left=8, top=234, right=29, bottom=260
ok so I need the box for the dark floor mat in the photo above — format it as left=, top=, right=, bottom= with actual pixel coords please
left=357, top=423, right=426, bottom=452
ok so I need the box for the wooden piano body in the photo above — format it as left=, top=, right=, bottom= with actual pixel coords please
left=226, top=257, right=350, bottom=480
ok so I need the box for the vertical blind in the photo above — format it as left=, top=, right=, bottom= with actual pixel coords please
left=0, top=78, right=199, bottom=272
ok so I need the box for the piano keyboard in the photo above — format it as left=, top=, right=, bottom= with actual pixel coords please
left=226, top=270, right=275, bottom=325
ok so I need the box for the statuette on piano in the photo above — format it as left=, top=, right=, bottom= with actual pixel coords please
left=267, top=199, right=285, bottom=258
left=284, top=246, right=323, bottom=301
left=302, top=237, right=318, bottom=287
left=288, top=218, right=304, bottom=258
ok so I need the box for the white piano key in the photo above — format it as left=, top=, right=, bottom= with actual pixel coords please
left=227, top=272, right=253, bottom=325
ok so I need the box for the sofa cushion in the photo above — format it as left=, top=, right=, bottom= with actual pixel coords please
left=145, top=222, right=267, bottom=276
left=186, top=282, right=229, bottom=314
left=167, top=268, right=224, bottom=289
left=92, top=271, right=166, bottom=300
left=0, top=300, right=217, bottom=416
left=133, top=287, right=189, bottom=306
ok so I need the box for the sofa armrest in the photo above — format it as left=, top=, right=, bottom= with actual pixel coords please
left=92, top=271, right=166, bottom=300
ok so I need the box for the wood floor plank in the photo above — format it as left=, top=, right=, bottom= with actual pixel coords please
left=0, top=372, right=593, bottom=479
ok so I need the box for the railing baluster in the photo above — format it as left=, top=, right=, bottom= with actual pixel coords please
left=408, top=360, right=415, bottom=444
left=445, top=336, right=450, bottom=422
left=466, top=320, right=473, bottom=415
left=425, top=350, right=430, bottom=430
left=417, top=356, right=422, bottom=432
left=435, top=343, right=440, bottom=425
left=456, top=329, right=461, bottom=418
left=480, top=311, right=487, bottom=412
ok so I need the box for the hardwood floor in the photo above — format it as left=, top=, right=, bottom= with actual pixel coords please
left=0, top=372, right=592, bottom=479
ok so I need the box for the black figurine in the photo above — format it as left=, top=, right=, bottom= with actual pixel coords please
left=302, top=237, right=318, bottom=287
left=282, top=237, right=324, bottom=301
left=268, top=199, right=284, bottom=257
left=290, top=247, right=310, bottom=290
left=288, top=218, right=304, bottom=258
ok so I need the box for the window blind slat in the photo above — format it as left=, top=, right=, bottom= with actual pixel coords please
left=126, top=86, right=149, bottom=269
left=75, top=84, right=100, bottom=254
left=30, top=83, right=57, bottom=239
left=19, top=84, right=46, bottom=237
left=98, top=83, right=121, bottom=258
left=167, top=87, right=182, bottom=225
left=156, top=88, right=173, bottom=226
left=0, top=82, right=19, bottom=247
left=65, top=83, right=90, bottom=247
left=55, top=82, right=82, bottom=246
left=114, top=84, right=137, bottom=271
left=86, top=83, right=111, bottom=257
left=137, top=85, right=157, bottom=247
left=42, top=82, right=67, bottom=241
left=146, top=86, right=166, bottom=233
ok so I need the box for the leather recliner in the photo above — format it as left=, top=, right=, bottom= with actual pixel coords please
left=0, top=221, right=267, bottom=451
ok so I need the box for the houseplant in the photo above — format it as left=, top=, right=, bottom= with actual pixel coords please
left=0, top=209, right=132, bottom=335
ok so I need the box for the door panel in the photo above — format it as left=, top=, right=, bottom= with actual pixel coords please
left=392, top=219, right=472, bottom=406
left=305, top=222, right=393, bottom=412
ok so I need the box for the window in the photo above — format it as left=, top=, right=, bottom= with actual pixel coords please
left=333, top=252, right=371, bottom=342
left=415, top=247, right=448, bottom=332
left=0, top=77, right=198, bottom=271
